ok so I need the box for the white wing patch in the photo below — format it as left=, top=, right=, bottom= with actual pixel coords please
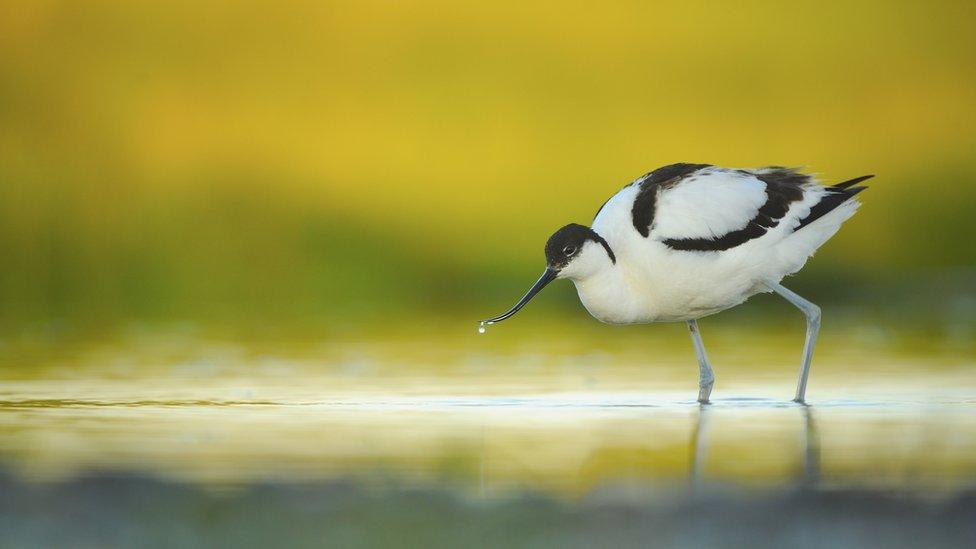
left=652, top=169, right=767, bottom=241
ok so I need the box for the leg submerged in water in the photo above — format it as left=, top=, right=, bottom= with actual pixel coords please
left=764, top=280, right=821, bottom=403
left=686, top=319, right=715, bottom=403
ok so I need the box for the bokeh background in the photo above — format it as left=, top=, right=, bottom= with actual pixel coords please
left=1, top=0, right=975, bottom=337
left=2, top=5, right=976, bottom=545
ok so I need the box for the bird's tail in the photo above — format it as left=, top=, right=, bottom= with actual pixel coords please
left=832, top=174, right=874, bottom=190
left=794, top=175, right=873, bottom=232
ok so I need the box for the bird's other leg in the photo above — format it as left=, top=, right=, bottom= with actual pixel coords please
left=686, top=319, right=714, bottom=403
left=763, top=280, right=821, bottom=404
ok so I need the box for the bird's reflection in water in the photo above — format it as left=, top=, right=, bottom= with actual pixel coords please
left=690, top=404, right=711, bottom=492
left=800, top=405, right=820, bottom=486
left=690, top=404, right=821, bottom=491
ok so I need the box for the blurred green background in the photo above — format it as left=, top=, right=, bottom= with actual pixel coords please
left=1, top=0, right=975, bottom=335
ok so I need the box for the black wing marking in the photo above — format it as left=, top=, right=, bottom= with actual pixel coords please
left=753, top=168, right=808, bottom=223
left=630, top=163, right=711, bottom=237
left=661, top=167, right=806, bottom=252
left=794, top=176, right=872, bottom=231
left=831, top=174, right=874, bottom=190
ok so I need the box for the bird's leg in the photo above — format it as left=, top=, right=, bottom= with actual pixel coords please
left=686, top=319, right=714, bottom=403
left=763, top=280, right=821, bottom=404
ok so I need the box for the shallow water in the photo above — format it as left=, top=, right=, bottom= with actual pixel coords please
left=1, top=323, right=974, bottom=547
left=1, top=323, right=974, bottom=497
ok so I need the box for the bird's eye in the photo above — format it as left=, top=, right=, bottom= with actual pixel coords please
left=563, top=245, right=576, bottom=256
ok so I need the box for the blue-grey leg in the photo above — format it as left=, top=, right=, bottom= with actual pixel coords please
left=764, top=280, right=821, bottom=403
left=686, top=319, right=715, bottom=403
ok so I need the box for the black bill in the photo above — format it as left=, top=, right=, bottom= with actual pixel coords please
left=480, top=268, right=557, bottom=324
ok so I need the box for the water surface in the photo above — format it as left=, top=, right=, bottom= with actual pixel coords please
left=2, top=324, right=973, bottom=496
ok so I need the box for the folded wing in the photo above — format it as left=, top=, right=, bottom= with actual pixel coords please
left=630, top=165, right=866, bottom=252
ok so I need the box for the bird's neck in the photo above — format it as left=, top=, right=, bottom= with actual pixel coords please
left=571, top=264, right=645, bottom=324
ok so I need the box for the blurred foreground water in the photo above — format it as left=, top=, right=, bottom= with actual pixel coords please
left=0, top=319, right=974, bottom=547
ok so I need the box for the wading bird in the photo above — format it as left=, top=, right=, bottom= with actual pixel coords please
left=481, top=164, right=871, bottom=404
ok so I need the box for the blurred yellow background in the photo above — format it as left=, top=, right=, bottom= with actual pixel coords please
left=1, top=0, right=974, bottom=332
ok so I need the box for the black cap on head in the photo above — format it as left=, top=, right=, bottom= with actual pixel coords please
left=480, top=223, right=615, bottom=326
left=545, top=223, right=616, bottom=269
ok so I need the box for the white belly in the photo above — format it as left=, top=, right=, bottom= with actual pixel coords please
left=573, top=251, right=765, bottom=324
left=573, top=221, right=844, bottom=324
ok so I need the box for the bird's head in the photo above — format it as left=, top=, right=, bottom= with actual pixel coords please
left=481, top=223, right=615, bottom=325
left=544, top=223, right=616, bottom=281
